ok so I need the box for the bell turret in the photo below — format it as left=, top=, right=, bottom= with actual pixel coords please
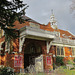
left=50, top=10, right=58, bottom=30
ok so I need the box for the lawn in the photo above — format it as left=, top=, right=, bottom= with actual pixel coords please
left=16, top=66, right=75, bottom=75
left=17, top=70, right=75, bottom=75
left=54, top=66, right=75, bottom=75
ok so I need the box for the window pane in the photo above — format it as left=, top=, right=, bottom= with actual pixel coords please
left=72, top=48, right=74, bottom=55
left=61, top=47, right=64, bottom=55
left=74, top=48, right=75, bottom=55
left=30, top=46, right=36, bottom=53
left=72, top=48, right=75, bottom=56
left=57, top=46, right=60, bottom=55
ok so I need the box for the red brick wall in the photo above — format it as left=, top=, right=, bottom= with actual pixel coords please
left=22, top=38, right=53, bottom=71
left=0, top=38, right=53, bottom=72
left=49, top=45, right=75, bottom=64
left=4, top=53, right=24, bottom=72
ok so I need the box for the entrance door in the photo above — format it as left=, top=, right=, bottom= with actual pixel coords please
left=35, top=55, right=43, bottom=72
left=29, top=56, right=35, bottom=65
left=24, top=42, right=42, bottom=72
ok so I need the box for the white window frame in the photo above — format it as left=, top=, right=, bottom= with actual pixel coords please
left=72, top=48, right=75, bottom=57
left=56, top=46, right=64, bottom=57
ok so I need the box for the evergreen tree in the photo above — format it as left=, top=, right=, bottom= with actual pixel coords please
left=0, top=0, right=28, bottom=40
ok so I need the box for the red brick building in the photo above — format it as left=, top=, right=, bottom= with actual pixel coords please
left=0, top=14, right=75, bottom=72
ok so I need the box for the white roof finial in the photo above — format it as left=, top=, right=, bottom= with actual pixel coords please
left=50, top=10, right=58, bottom=29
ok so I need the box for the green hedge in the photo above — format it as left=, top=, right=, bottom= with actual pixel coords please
left=56, top=56, right=64, bottom=66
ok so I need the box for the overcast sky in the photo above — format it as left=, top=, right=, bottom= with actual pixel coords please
left=23, top=0, right=75, bottom=35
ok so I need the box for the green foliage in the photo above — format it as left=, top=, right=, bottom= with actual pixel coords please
left=62, top=66, right=67, bottom=69
left=0, top=0, right=28, bottom=39
left=56, top=66, right=75, bottom=75
left=73, top=58, right=75, bottom=62
left=53, top=63, right=55, bottom=67
left=0, top=66, right=14, bottom=75
left=56, top=56, right=64, bottom=66
left=73, top=63, right=75, bottom=68
left=67, top=60, right=73, bottom=64
left=70, top=67, right=75, bottom=70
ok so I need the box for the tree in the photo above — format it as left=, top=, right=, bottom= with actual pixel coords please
left=0, top=0, right=28, bottom=53
left=0, top=0, right=28, bottom=40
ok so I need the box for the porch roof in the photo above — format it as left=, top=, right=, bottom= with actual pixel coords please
left=19, top=26, right=55, bottom=40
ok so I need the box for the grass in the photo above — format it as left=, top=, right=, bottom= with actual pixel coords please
left=54, top=66, right=75, bottom=75
left=62, top=69, right=75, bottom=75
left=15, top=66, right=75, bottom=75
left=16, top=71, right=75, bottom=75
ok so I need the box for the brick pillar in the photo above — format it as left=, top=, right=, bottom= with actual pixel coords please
left=0, top=55, right=1, bottom=65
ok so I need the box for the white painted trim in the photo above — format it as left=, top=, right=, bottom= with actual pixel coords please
left=0, top=42, right=4, bottom=50
left=47, top=41, right=52, bottom=53
left=52, top=43, right=75, bottom=48
left=64, top=47, right=65, bottom=57
left=67, top=30, right=75, bottom=36
left=19, top=36, right=25, bottom=52
left=20, top=26, right=55, bottom=40
left=47, top=41, right=49, bottom=53
left=56, top=46, right=65, bottom=57
left=5, top=41, right=10, bottom=53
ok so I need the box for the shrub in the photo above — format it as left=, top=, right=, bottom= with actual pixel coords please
left=67, top=60, right=73, bottom=64
left=70, top=67, right=75, bottom=70
left=0, top=66, right=14, bottom=75
left=56, top=56, right=64, bottom=66
left=73, top=63, right=75, bottom=68
left=73, top=58, right=75, bottom=63
left=62, top=66, right=67, bottom=69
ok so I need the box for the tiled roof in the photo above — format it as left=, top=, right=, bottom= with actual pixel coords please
left=40, top=22, right=54, bottom=32
left=13, top=20, right=30, bottom=29
left=13, top=16, right=41, bottom=29
left=58, top=29, right=74, bottom=39
left=13, top=16, right=75, bottom=39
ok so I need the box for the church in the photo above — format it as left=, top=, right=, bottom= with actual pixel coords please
left=0, top=13, right=75, bottom=72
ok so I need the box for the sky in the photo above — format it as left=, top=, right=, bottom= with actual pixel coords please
left=23, top=0, right=75, bottom=35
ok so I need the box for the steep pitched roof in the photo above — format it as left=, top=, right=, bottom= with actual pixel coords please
left=13, top=20, right=30, bottom=29
left=13, top=16, right=75, bottom=39
left=40, top=22, right=54, bottom=31
left=13, top=16, right=41, bottom=29
left=13, top=16, right=54, bottom=32
left=58, top=29, right=75, bottom=39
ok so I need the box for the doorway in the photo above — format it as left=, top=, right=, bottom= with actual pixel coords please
left=24, top=42, right=42, bottom=70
